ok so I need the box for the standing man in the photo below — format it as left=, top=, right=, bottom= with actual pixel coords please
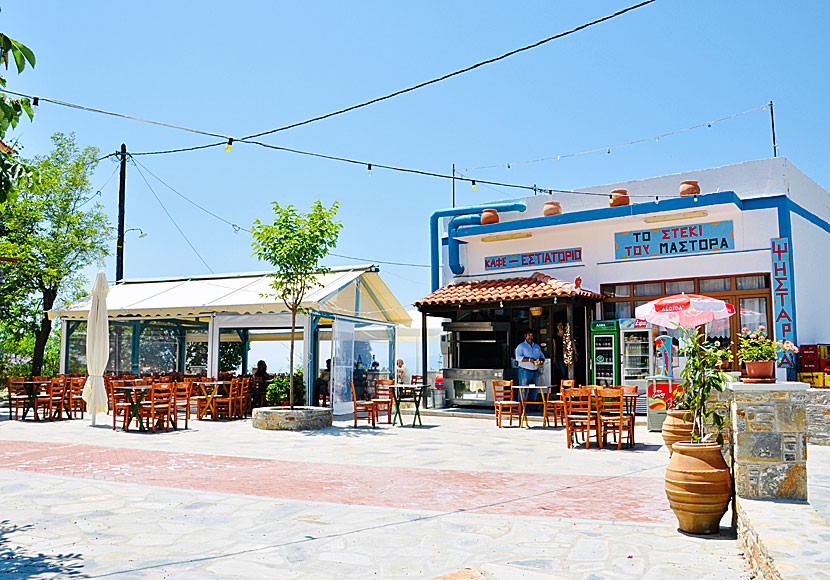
left=515, top=329, right=545, bottom=402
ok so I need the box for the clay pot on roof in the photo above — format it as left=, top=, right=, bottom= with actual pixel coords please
left=543, top=200, right=562, bottom=216
left=679, top=180, right=700, bottom=197
left=480, top=209, right=499, bottom=225
left=609, top=189, right=630, bottom=207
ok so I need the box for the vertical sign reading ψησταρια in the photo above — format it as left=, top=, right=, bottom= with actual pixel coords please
left=484, top=247, right=581, bottom=271
left=614, top=221, right=734, bottom=260
left=771, top=237, right=795, bottom=368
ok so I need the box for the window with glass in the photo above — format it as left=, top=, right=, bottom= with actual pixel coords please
left=600, top=274, right=772, bottom=370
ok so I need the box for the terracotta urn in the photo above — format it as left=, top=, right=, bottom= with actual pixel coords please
left=480, top=209, right=499, bottom=225
left=661, top=409, right=695, bottom=456
left=665, top=442, right=732, bottom=534
left=609, top=189, right=630, bottom=207
left=543, top=201, right=562, bottom=216
left=679, top=180, right=701, bottom=197
left=745, top=360, right=776, bottom=380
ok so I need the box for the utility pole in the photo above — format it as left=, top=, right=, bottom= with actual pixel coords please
left=452, top=163, right=456, bottom=208
left=768, top=101, right=778, bottom=158
left=115, top=143, right=127, bottom=282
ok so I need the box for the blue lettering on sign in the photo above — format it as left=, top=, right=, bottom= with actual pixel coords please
left=614, top=221, right=734, bottom=260
left=485, top=247, right=582, bottom=271
left=771, top=237, right=795, bottom=368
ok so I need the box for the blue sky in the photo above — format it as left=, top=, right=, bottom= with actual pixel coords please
left=5, top=0, right=830, bottom=315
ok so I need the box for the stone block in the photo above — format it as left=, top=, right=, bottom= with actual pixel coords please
left=735, top=463, right=807, bottom=500
left=252, top=406, right=333, bottom=431
left=736, top=432, right=782, bottom=462
left=743, top=406, right=775, bottom=432
left=775, top=403, right=806, bottom=432
left=734, top=391, right=771, bottom=403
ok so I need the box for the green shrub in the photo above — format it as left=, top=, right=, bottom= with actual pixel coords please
left=266, top=370, right=306, bottom=406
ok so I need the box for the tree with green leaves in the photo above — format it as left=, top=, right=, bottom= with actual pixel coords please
left=252, top=201, right=342, bottom=408
left=0, top=31, right=37, bottom=205
left=0, top=132, right=111, bottom=375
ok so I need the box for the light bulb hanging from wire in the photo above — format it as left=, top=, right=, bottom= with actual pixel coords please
left=471, top=180, right=477, bottom=191
left=367, top=163, right=372, bottom=176
left=225, top=138, right=233, bottom=152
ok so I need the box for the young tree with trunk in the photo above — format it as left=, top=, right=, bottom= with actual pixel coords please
left=0, top=132, right=110, bottom=375
left=252, top=201, right=341, bottom=408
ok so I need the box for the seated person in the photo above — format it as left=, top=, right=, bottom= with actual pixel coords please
left=395, top=359, right=411, bottom=385
left=252, top=360, right=271, bottom=407
left=313, top=359, right=331, bottom=406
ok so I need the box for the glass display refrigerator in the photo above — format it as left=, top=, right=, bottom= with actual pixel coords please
left=590, top=320, right=619, bottom=387
left=619, top=318, right=654, bottom=382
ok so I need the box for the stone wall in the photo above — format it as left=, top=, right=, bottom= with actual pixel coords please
left=252, top=407, right=333, bottom=431
left=806, top=388, right=830, bottom=445
left=730, top=384, right=807, bottom=501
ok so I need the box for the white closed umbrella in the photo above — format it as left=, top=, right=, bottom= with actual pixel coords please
left=83, top=270, right=110, bottom=426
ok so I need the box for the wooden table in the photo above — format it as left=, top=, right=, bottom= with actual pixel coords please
left=112, top=384, right=153, bottom=431
left=15, top=380, right=52, bottom=421
left=195, top=381, right=229, bottom=420
left=514, top=385, right=548, bottom=428
left=389, top=384, right=425, bottom=427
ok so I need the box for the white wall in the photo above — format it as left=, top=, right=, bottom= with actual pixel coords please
left=790, top=212, right=830, bottom=344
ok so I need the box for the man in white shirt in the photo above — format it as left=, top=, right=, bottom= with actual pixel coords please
left=395, top=359, right=411, bottom=384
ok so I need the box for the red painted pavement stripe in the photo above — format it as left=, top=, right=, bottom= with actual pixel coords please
left=0, top=440, right=674, bottom=523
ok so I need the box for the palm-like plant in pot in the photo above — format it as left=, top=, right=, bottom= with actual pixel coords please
left=664, top=327, right=733, bottom=535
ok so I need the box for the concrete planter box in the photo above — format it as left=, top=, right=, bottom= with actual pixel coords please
left=252, top=406, right=332, bottom=431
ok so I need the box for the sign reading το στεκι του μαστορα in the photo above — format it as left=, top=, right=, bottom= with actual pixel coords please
left=614, top=220, right=734, bottom=260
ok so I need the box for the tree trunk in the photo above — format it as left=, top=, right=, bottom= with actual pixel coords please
left=289, top=308, right=296, bottom=409
left=32, top=288, right=57, bottom=376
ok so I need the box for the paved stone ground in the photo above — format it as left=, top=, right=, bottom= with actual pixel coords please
left=0, top=411, right=753, bottom=579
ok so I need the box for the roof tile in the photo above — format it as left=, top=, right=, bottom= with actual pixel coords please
left=414, top=272, right=602, bottom=307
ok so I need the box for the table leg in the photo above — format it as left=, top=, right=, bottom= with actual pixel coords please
left=392, top=389, right=403, bottom=426
left=22, top=385, right=39, bottom=421
left=519, top=389, right=528, bottom=428
left=411, top=387, right=423, bottom=427
left=126, top=390, right=147, bottom=432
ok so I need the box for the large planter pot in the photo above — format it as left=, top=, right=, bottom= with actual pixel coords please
left=665, top=442, right=732, bottom=534
left=543, top=200, right=562, bottom=216
left=480, top=209, right=499, bottom=225
left=745, top=360, right=775, bottom=380
left=609, top=189, right=630, bottom=207
left=662, top=409, right=695, bottom=456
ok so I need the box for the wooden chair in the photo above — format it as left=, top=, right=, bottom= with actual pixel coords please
left=372, top=379, right=394, bottom=424
left=597, top=388, right=635, bottom=449
left=350, top=380, right=376, bottom=428
left=66, top=377, right=86, bottom=419
left=171, top=382, right=191, bottom=429
left=563, top=387, right=597, bottom=448
left=617, top=385, right=640, bottom=416
left=492, top=380, right=521, bottom=428
left=36, top=379, right=65, bottom=421
left=213, top=379, right=238, bottom=420
left=109, top=380, right=130, bottom=430
left=237, top=377, right=251, bottom=418
left=139, top=383, right=173, bottom=432
left=543, top=386, right=565, bottom=428
left=410, top=375, right=424, bottom=385
left=560, top=379, right=575, bottom=389
left=7, top=377, right=27, bottom=420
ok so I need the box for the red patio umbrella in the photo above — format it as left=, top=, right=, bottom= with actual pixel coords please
left=634, top=293, right=735, bottom=329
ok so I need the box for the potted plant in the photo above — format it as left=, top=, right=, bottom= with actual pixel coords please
left=737, top=325, right=798, bottom=380
left=664, top=327, right=733, bottom=534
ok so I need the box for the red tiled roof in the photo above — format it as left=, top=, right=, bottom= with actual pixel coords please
left=414, top=272, right=602, bottom=307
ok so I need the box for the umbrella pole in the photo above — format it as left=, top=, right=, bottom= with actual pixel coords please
left=90, top=411, right=97, bottom=426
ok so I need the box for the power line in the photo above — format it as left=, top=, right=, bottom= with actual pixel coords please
left=464, top=105, right=769, bottom=171
left=5, top=1, right=657, bottom=154
left=79, top=163, right=120, bottom=207
left=130, top=156, right=250, bottom=234
left=243, top=0, right=658, bottom=139
left=131, top=155, right=431, bottom=268
left=131, top=159, right=214, bottom=273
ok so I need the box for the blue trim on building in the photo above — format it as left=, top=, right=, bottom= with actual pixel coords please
left=455, top=191, right=741, bottom=238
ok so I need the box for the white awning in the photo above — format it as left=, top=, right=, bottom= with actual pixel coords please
left=49, top=265, right=411, bottom=325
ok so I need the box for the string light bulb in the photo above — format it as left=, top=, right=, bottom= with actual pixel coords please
left=367, top=163, right=372, bottom=176
left=471, top=180, right=477, bottom=191
left=225, top=138, right=233, bottom=152
left=32, top=96, right=39, bottom=106
left=693, top=194, right=699, bottom=203
left=607, top=148, right=611, bottom=154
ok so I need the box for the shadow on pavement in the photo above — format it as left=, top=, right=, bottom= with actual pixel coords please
left=0, top=520, right=85, bottom=578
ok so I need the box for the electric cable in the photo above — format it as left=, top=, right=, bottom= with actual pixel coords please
left=243, top=0, right=657, bottom=139
left=131, top=155, right=431, bottom=268
left=131, top=158, right=214, bottom=273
